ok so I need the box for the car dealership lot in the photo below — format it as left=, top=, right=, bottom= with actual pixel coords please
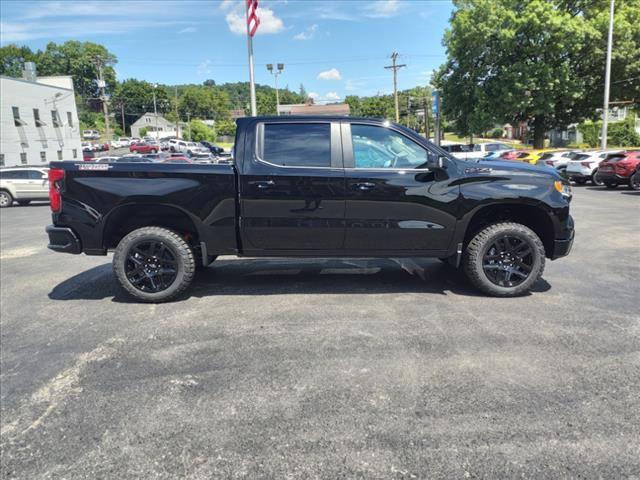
left=0, top=188, right=638, bottom=478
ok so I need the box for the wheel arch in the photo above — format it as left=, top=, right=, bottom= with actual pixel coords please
left=459, top=202, right=556, bottom=258
left=101, top=203, right=206, bottom=251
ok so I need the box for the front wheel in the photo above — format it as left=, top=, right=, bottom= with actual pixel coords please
left=463, top=222, right=545, bottom=297
left=630, top=172, right=640, bottom=191
left=113, top=227, right=196, bottom=302
left=0, top=190, right=13, bottom=208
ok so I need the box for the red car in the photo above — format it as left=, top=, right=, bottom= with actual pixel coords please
left=597, top=150, right=640, bottom=189
left=129, top=142, right=158, bottom=154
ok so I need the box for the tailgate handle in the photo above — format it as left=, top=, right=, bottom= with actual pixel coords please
left=251, top=180, right=275, bottom=190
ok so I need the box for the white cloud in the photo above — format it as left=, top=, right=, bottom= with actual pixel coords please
left=197, top=60, right=213, bottom=76
left=366, top=0, right=401, bottom=18
left=226, top=7, right=285, bottom=35
left=308, top=92, right=342, bottom=104
left=324, top=92, right=340, bottom=101
left=308, top=92, right=319, bottom=100
left=178, top=26, right=197, bottom=34
left=317, top=68, right=342, bottom=81
left=293, top=24, right=318, bottom=40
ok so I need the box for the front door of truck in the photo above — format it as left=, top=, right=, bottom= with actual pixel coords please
left=342, top=122, right=458, bottom=253
left=239, top=121, right=346, bottom=252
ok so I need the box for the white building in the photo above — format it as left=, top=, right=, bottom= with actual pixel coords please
left=130, top=113, right=185, bottom=139
left=0, top=69, right=82, bottom=167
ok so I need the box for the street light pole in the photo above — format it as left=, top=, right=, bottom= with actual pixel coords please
left=601, top=0, right=615, bottom=149
left=267, top=63, right=284, bottom=115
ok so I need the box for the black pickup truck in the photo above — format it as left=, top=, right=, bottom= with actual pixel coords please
left=46, top=116, right=574, bottom=302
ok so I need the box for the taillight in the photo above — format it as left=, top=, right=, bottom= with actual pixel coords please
left=545, top=160, right=555, bottom=166
left=581, top=161, right=592, bottom=167
left=48, top=168, right=65, bottom=213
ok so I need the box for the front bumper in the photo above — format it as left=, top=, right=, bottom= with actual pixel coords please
left=46, top=225, right=81, bottom=254
left=550, top=215, right=575, bottom=260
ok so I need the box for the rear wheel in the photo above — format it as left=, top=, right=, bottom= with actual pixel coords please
left=463, top=222, right=545, bottom=297
left=0, top=190, right=13, bottom=208
left=113, top=227, right=196, bottom=302
left=591, top=169, right=604, bottom=186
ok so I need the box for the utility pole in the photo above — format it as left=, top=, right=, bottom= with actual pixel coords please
left=186, top=112, right=191, bottom=140
left=174, top=85, right=180, bottom=138
left=96, top=61, right=110, bottom=142
left=384, top=52, right=406, bottom=123
left=153, top=84, right=159, bottom=142
left=267, top=63, right=284, bottom=115
left=120, top=103, right=125, bottom=134
left=601, top=0, right=615, bottom=149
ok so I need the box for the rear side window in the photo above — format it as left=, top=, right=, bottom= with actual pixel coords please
left=1, top=170, right=29, bottom=179
left=261, top=123, right=331, bottom=167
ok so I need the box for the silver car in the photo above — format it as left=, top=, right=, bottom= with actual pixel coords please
left=0, top=167, right=49, bottom=207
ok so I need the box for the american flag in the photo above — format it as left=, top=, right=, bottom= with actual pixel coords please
left=247, top=0, right=260, bottom=37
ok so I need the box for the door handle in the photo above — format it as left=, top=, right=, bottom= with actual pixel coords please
left=250, top=180, right=275, bottom=190
left=352, top=182, right=376, bottom=191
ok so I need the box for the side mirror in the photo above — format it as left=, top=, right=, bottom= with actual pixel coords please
left=426, top=155, right=445, bottom=170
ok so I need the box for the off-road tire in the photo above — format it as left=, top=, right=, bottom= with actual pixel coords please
left=463, top=222, right=545, bottom=297
left=113, top=227, right=196, bottom=303
left=0, top=190, right=13, bottom=208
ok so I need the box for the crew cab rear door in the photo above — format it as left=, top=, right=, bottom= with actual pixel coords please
left=341, top=121, right=458, bottom=253
left=238, top=120, right=346, bottom=252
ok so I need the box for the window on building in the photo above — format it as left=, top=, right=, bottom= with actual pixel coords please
left=13, top=107, right=27, bottom=127
left=351, top=124, right=434, bottom=169
left=20, top=152, right=27, bottom=164
left=261, top=123, right=331, bottom=167
left=33, top=108, right=46, bottom=127
left=67, top=111, right=73, bottom=127
left=57, top=150, right=63, bottom=160
left=0, top=154, right=4, bottom=166
left=72, top=149, right=77, bottom=159
left=40, top=151, right=47, bottom=162
left=51, top=110, right=62, bottom=128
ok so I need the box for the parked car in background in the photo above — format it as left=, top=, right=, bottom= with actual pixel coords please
left=629, top=163, right=640, bottom=191
left=83, top=150, right=96, bottom=162
left=443, top=142, right=513, bottom=160
left=565, top=150, right=621, bottom=185
left=0, top=167, right=49, bottom=207
left=130, top=142, right=159, bottom=154
left=98, top=156, right=153, bottom=163
left=142, top=152, right=166, bottom=162
left=82, top=129, right=100, bottom=140
left=200, top=141, right=225, bottom=155
left=94, top=156, right=120, bottom=163
left=515, top=150, right=545, bottom=165
left=537, top=150, right=577, bottom=171
left=499, top=150, right=521, bottom=161
left=595, top=150, right=640, bottom=189
left=111, top=137, right=131, bottom=149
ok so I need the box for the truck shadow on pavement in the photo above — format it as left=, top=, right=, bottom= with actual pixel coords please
left=48, top=257, right=551, bottom=302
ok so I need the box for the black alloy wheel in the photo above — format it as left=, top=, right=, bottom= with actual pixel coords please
left=125, top=240, right=178, bottom=293
left=630, top=171, right=640, bottom=191
left=482, top=235, right=533, bottom=288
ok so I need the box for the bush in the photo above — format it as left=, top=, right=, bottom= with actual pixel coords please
left=186, top=120, right=216, bottom=142
left=216, top=119, right=237, bottom=137
left=608, top=116, right=640, bottom=147
left=488, top=127, right=504, bottom=138
left=578, top=120, right=601, bottom=147
left=138, top=127, right=148, bottom=138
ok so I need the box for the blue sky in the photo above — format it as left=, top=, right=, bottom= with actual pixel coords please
left=0, top=0, right=453, bottom=102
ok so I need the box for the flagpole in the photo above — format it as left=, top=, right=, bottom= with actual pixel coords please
left=246, top=3, right=257, bottom=117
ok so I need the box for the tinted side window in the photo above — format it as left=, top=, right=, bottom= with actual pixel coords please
left=2, top=170, right=29, bottom=179
left=29, top=170, right=45, bottom=179
left=262, top=123, right=330, bottom=167
left=351, top=124, right=434, bottom=169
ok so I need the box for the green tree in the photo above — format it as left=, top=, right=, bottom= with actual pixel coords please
left=36, top=41, right=117, bottom=99
left=435, top=0, right=640, bottom=147
left=185, top=120, right=216, bottom=142
left=111, top=79, right=171, bottom=132
left=0, top=44, right=37, bottom=77
left=216, top=119, right=237, bottom=137
left=178, top=86, right=231, bottom=120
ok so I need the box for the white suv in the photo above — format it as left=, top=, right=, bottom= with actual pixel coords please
left=565, top=150, right=621, bottom=185
left=169, top=139, right=209, bottom=156
left=0, top=167, right=49, bottom=207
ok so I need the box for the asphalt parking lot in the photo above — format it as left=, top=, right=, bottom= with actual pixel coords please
left=1, top=186, right=638, bottom=479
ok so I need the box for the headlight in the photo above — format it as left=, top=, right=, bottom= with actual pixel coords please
left=554, top=180, right=572, bottom=199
